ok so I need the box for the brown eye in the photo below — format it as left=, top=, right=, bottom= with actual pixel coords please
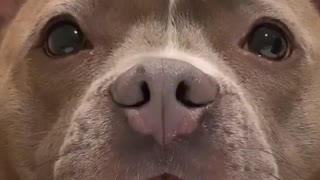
left=45, top=22, right=86, bottom=57
left=245, top=23, right=290, bottom=61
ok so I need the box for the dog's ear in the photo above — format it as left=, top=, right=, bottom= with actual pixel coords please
left=0, top=0, right=25, bottom=41
left=0, top=0, right=25, bottom=25
left=308, top=169, right=320, bottom=180
left=312, top=0, right=320, bottom=12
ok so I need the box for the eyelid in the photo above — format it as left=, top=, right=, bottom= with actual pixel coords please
left=33, top=14, right=79, bottom=49
left=239, top=17, right=296, bottom=50
left=248, top=27, right=289, bottom=60
left=239, top=17, right=296, bottom=62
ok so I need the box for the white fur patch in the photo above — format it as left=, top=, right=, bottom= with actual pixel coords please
left=169, top=0, right=178, bottom=9
left=167, top=0, right=178, bottom=48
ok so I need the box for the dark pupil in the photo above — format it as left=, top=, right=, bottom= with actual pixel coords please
left=248, top=26, right=286, bottom=59
left=48, top=24, right=82, bottom=55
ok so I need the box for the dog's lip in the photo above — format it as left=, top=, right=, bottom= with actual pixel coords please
left=148, top=173, right=184, bottom=180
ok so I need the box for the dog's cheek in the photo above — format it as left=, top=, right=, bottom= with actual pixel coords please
left=34, top=108, right=76, bottom=180
left=53, top=96, right=114, bottom=179
left=0, top=96, right=41, bottom=180
left=218, top=95, right=278, bottom=178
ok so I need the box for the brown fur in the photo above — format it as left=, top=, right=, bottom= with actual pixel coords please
left=0, top=0, right=320, bottom=180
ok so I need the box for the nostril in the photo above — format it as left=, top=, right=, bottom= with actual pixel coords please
left=176, top=81, right=188, bottom=103
left=139, top=81, right=150, bottom=105
left=115, top=81, right=150, bottom=108
left=123, top=81, right=150, bottom=108
left=120, top=81, right=150, bottom=108
left=176, top=81, right=204, bottom=108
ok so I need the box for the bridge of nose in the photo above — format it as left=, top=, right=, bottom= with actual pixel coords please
left=128, top=59, right=187, bottom=142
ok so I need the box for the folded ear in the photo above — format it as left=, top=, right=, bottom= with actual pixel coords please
left=0, top=0, right=25, bottom=40
left=0, top=0, right=25, bottom=23
left=309, top=169, right=320, bottom=180
left=312, top=0, right=320, bottom=13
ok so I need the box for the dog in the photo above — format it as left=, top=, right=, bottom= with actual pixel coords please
left=1, top=0, right=320, bottom=179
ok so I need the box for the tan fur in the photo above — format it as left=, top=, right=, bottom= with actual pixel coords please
left=0, top=0, right=320, bottom=180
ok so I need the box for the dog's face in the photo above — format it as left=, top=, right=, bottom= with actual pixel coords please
left=1, top=0, right=320, bottom=180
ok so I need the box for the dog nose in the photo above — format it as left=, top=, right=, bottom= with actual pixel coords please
left=111, top=58, right=220, bottom=145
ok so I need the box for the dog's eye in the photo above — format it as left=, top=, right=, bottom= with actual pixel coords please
left=45, top=22, right=86, bottom=57
left=245, top=23, right=289, bottom=61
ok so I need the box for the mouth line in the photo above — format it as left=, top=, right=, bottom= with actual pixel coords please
left=149, top=173, right=184, bottom=180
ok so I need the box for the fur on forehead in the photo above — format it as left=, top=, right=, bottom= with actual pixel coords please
left=312, top=0, right=320, bottom=12
left=0, top=0, right=24, bottom=28
left=0, top=0, right=25, bottom=41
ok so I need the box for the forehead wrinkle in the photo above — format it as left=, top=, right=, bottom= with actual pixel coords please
left=241, top=0, right=298, bottom=25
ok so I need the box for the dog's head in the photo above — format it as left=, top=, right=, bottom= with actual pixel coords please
left=1, top=0, right=320, bottom=180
